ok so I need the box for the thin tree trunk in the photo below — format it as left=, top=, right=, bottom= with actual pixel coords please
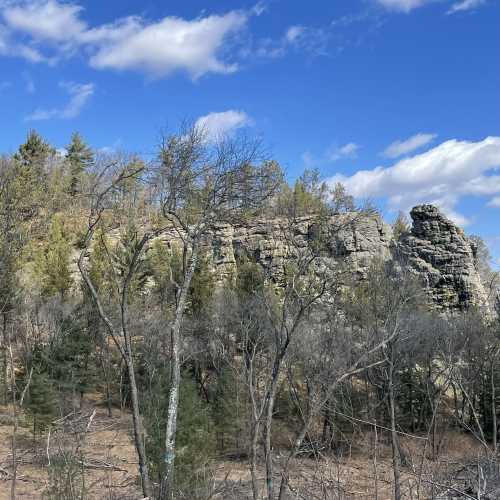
left=388, top=354, right=402, bottom=500
left=160, top=243, right=199, bottom=500
left=79, top=235, right=153, bottom=498
left=7, top=321, right=17, bottom=500
left=250, top=418, right=261, bottom=500
left=491, top=358, right=497, bottom=454
left=264, top=353, right=285, bottom=500
left=3, top=313, right=8, bottom=405
left=373, top=422, right=379, bottom=500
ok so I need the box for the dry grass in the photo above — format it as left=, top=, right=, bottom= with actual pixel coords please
left=0, top=404, right=490, bottom=499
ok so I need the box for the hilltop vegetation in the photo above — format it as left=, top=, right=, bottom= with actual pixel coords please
left=0, top=127, right=499, bottom=499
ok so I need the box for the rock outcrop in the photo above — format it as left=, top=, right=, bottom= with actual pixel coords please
left=398, top=205, right=488, bottom=311
left=157, top=205, right=487, bottom=312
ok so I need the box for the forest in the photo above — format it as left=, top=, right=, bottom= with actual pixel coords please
left=0, top=126, right=499, bottom=500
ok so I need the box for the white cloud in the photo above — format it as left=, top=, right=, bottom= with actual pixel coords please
left=285, top=26, right=305, bottom=44
left=488, top=196, right=500, bottom=208
left=2, top=0, right=86, bottom=43
left=0, top=1, right=251, bottom=78
left=375, top=0, right=432, bottom=12
left=89, top=12, right=246, bottom=78
left=328, top=136, right=500, bottom=226
left=302, top=142, right=360, bottom=169
left=447, top=0, right=486, bottom=14
left=251, top=2, right=267, bottom=16
left=26, top=81, right=94, bottom=121
left=194, top=110, right=251, bottom=142
left=328, top=142, right=360, bottom=161
left=383, top=133, right=437, bottom=158
left=256, top=23, right=330, bottom=59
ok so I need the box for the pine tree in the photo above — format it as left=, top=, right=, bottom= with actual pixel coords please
left=48, top=313, right=95, bottom=412
left=36, top=215, right=74, bottom=299
left=24, top=345, right=57, bottom=439
left=112, top=222, right=150, bottom=300
left=66, top=132, right=93, bottom=196
left=13, top=130, right=54, bottom=220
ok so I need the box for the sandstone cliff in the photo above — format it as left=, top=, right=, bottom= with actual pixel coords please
left=398, top=205, right=488, bottom=311
left=157, top=204, right=488, bottom=311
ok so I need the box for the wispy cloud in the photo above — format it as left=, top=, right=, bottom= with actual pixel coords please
left=374, top=0, right=433, bottom=13
left=26, top=81, right=94, bottom=121
left=447, top=0, right=486, bottom=14
left=194, top=110, right=252, bottom=142
left=488, top=196, right=500, bottom=208
left=382, top=133, right=437, bottom=158
left=328, top=143, right=360, bottom=161
left=302, top=141, right=360, bottom=169
left=256, top=23, right=330, bottom=59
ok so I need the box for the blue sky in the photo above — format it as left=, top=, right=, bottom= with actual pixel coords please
left=0, top=0, right=499, bottom=264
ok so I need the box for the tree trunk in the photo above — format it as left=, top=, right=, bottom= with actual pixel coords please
left=160, top=243, right=199, bottom=500
left=264, top=354, right=285, bottom=500
left=388, top=354, right=401, bottom=500
left=124, top=348, right=152, bottom=498
left=491, top=358, right=497, bottom=454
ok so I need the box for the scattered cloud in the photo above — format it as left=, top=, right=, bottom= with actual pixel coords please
left=375, top=0, right=487, bottom=14
left=374, top=0, right=432, bottom=13
left=328, top=136, right=500, bottom=226
left=447, top=0, right=486, bottom=14
left=302, top=141, right=361, bottom=169
left=382, top=133, right=437, bottom=158
left=0, top=0, right=253, bottom=79
left=251, top=2, right=267, bottom=16
left=328, top=142, right=360, bottom=161
left=26, top=81, right=94, bottom=121
left=257, top=24, right=330, bottom=59
left=194, top=110, right=252, bottom=142
left=488, top=196, right=500, bottom=208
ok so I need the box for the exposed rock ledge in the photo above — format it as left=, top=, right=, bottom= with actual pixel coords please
left=156, top=204, right=487, bottom=312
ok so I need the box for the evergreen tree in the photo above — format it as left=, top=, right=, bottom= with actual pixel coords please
left=13, top=130, right=54, bottom=220
left=211, top=368, right=248, bottom=455
left=143, top=372, right=215, bottom=492
left=66, top=132, right=93, bottom=196
left=36, top=215, right=74, bottom=299
left=24, top=345, right=57, bottom=439
left=48, top=313, right=95, bottom=412
left=112, top=222, right=150, bottom=300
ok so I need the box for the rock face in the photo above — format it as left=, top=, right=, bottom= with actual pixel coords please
left=158, top=205, right=487, bottom=311
left=398, top=205, right=488, bottom=311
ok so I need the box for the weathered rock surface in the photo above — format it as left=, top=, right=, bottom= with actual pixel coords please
left=157, top=205, right=487, bottom=311
left=398, top=205, right=488, bottom=311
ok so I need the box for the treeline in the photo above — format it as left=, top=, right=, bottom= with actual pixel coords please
left=0, top=126, right=499, bottom=499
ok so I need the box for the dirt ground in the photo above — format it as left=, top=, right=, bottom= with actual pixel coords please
left=0, top=403, right=488, bottom=499
left=0, top=405, right=142, bottom=499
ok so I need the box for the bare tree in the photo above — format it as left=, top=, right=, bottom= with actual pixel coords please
left=153, top=124, right=281, bottom=499
left=77, top=157, right=158, bottom=498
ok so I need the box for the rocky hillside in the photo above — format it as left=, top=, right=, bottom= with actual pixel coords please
left=156, top=204, right=488, bottom=312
